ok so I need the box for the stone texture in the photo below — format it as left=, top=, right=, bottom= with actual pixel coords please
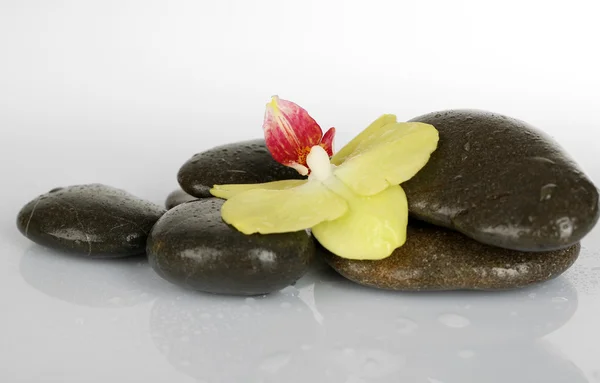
left=322, top=221, right=580, bottom=291
left=165, top=189, right=197, bottom=209
left=147, top=198, right=315, bottom=295
left=177, top=139, right=304, bottom=198
left=16, top=184, right=165, bottom=258
left=404, top=109, right=599, bottom=251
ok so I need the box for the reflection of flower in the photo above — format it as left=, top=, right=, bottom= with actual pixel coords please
left=211, top=96, right=439, bottom=260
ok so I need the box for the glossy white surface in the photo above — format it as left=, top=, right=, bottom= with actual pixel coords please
left=1, top=1, right=599, bottom=382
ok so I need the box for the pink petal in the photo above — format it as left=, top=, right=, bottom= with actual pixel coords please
left=320, top=127, right=336, bottom=157
left=263, top=96, right=323, bottom=169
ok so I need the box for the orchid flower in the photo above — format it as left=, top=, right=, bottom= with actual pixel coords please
left=210, top=96, right=439, bottom=260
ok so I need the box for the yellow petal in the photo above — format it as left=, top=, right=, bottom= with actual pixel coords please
left=332, top=115, right=439, bottom=196
left=210, top=179, right=307, bottom=200
left=312, top=183, right=408, bottom=260
left=220, top=180, right=348, bottom=234
left=331, top=114, right=398, bottom=165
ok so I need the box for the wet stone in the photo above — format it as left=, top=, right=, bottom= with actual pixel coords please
left=322, top=221, right=580, bottom=291
left=177, top=139, right=304, bottom=198
left=165, top=189, right=197, bottom=209
left=16, top=184, right=166, bottom=258
left=404, top=109, right=599, bottom=251
left=147, top=198, right=315, bottom=296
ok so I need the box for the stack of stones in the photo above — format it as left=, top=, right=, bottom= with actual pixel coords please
left=17, top=110, right=600, bottom=295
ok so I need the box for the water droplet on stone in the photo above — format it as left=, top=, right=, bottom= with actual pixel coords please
left=540, top=183, right=557, bottom=201
left=556, top=217, right=574, bottom=239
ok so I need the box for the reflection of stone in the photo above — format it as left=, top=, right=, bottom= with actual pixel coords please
left=307, top=341, right=588, bottom=383
left=149, top=286, right=323, bottom=383
left=314, top=274, right=578, bottom=346
left=19, top=245, right=165, bottom=308
left=310, top=271, right=586, bottom=382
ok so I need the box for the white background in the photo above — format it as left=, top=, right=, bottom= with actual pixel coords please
left=1, top=1, right=599, bottom=382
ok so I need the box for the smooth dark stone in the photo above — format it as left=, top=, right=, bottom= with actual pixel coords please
left=322, top=221, right=580, bottom=291
left=16, top=184, right=165, bottom=258
left=404, top=109, right=599, bottom=251
left=147, top=198, right=314, bottom=295
left=177, top=139, right=304, bottom=198
left=165, top=189, right=197, bottom=209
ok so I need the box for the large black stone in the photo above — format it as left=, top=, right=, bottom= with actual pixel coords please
left=322, top=220, right=580, bottom=291
left=165, top=189, right=197, bottom=209
left=404, top=109, right=599, bottom=251
left=16, top=184, right=165, bottom=258
left=147, top=198, right=315, bottom=295
left=177, top=139, right=304, bottom=198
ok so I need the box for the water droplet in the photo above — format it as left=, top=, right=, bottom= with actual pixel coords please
left=438, top=313, right=470, bottom=328
left=551, top=297, right=568, bottom=303
left=108, top=296, right=122, bottom=305
left=540, top=183, right=557, bottom=201
left=280, top=302, right=292, bottom=309
left=556, top=217, right=574, bottom=239
left=458, top=349, right=475, bottom=359
left=395, top=317, right=418, bottom=334
left=259, top=351, right=291, bottom=374
left=362, top=357, right=379, bottom=374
